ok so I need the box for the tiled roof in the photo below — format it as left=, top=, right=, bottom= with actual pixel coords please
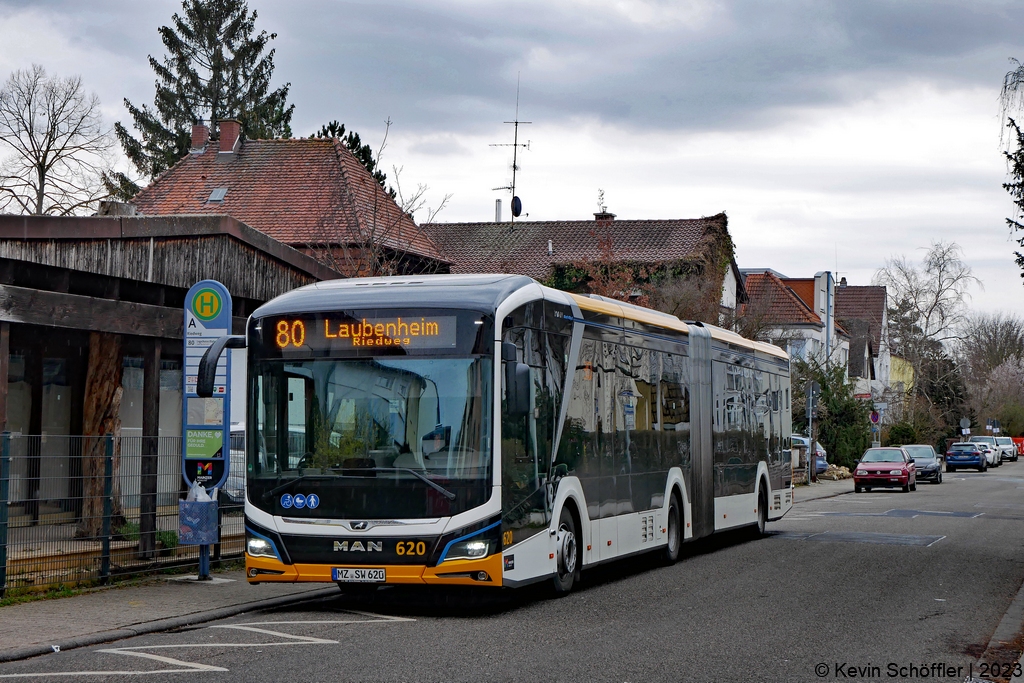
left=420, top=214, right=724, bottom=279
left=783, top=278, right=815, bottom=312
left=741, top=271, right=822, bottom=326
left=131, top=138, right=445, bottom=263
left=836, top=285, right=886, bottom=352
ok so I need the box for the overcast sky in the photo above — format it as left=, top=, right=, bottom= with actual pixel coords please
left=2, top=0, right=1023, bottom=314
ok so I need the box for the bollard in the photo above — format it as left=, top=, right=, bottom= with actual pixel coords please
left=0, top=433, right=10, bottom=599
left=100, top=435, right=113, bottom=585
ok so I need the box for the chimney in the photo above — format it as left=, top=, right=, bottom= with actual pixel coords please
left=593, top=211, right=616, bottom=222
left=840, top=276, right=848, bottom=287
left=191, top=120, right=209, bottom=152
left=218, top=119, right=242, bottom=154
left=495, top=199, right=502, bottom=223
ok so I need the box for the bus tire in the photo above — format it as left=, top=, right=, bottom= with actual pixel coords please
left=663, top=491, right=682, bottom=565
left=552, top=506, right=580, bottom=595
left=752, top=484, right=768, bottom=538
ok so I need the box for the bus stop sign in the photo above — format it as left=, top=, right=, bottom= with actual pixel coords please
left=182, top=280, right=232, bottom=490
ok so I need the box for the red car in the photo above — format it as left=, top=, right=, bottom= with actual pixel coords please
left=854, top=447, right=917, bottom=493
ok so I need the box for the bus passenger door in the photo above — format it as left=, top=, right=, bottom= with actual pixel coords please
left=688, top=327, right=714, bottom=539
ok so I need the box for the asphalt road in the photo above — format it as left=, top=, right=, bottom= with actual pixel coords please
left=3, top=465, right=1024, bottom=682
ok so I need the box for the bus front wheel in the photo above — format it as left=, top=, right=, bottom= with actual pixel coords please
left=552, top=507, right=580, bottom=595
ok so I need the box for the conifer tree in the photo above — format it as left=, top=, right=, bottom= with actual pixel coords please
left=109, top=0, right=293, bottom=198
left=313, top=120, right=394, bottom=198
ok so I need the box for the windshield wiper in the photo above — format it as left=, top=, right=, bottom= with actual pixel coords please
left=260, top=467, right=457, bottom=502
left=261, top=474, right=324, bottom=500
left=366, top=467, right=457, bottom=501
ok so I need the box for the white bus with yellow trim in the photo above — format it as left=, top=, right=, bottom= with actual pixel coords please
left=197, top=274, right=793, bottom=593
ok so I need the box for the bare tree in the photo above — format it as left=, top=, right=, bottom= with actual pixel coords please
left=873, top=241, right=977, bottom=439
left=391, top=165, right=452, bottom=225
left=305, top=119, right=450, bottom=277
left=0, top=65, right=112, bottom=215
left=955, top=312, right=1024, bottom=427
left=873, top=241, right=979, bottom=356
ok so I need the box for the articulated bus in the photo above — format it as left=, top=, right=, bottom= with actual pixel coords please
left=199, top=274, right=793, bottom=593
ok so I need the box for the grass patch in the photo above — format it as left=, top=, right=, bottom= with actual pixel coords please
left=0, top=584, right=85, bottom=608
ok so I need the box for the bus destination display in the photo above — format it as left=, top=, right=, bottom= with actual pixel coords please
left=271, top=314, right=458, bottom=351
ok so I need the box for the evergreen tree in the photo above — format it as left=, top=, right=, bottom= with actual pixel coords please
left=313, top=120, right=394, bottom=198
left=1003, top=118, right=1024, bottom=277
left=109, top=0, right=293, bottom=198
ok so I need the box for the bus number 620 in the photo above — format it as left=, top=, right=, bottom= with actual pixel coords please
left=396, top=541, right=426, bottom=556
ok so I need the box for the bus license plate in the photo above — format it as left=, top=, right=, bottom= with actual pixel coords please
left=332, top=568, right=386, bottom=583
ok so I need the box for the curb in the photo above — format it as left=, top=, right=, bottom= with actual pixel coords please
left=794, top=485, right=853, bottom=505
left=0, top=586, right=339, bottom=664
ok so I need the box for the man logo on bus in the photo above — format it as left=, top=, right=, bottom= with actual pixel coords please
left=197, top=462, right=213, bottom=476
left=191, top=288, right=221, bottom=322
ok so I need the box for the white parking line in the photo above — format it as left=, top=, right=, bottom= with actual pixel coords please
left=0, top=610, right=414, bottom=679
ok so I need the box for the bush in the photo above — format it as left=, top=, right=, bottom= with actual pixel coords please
left=115, top=521, right=140, bottom=542
left=886, top=423, right=917, bottom=446
left=156, top=530, right=178, bottom=549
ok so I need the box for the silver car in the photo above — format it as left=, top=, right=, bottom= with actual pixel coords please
left=995, top=436, right=1018, bottom=462
left=969, top=436, right=1002, bottom=467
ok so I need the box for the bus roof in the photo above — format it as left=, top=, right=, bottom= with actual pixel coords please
left=566, top=291, right=789, bottom=361
left=253, top=273, right=534, bottom=318
left=253, top=273, right=789, bottom=362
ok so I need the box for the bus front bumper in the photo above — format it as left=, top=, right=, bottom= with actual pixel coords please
left=245, top=553, right=504, bottom=588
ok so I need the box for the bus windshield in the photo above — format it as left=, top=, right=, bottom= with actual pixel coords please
left=248, top=356, right=493, bottom=519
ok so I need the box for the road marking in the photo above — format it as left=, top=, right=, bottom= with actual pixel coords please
left=0, top=610, right=413, bottom=679
left=773, top=530, right=946, bottom=547
left=0, top=650, right=227, bottom=678
left=823, top=509, right=983, bottom=519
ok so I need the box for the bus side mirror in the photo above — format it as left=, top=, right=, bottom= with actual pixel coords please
left=502, top=341, right=531, bottom=417
left=197, top=335, right=247, bottom=397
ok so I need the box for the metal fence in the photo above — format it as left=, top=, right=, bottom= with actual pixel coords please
left=0, top=434, right=244, bottom=596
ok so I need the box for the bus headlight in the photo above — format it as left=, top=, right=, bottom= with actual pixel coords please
left=444, top=539, right=492, bottom=562
left=247, top=536, right=277, bottom=559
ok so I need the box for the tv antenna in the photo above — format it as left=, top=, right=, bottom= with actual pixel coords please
left=490, top=74, right=530, bottom=222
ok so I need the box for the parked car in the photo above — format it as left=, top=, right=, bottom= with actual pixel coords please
left=980, top=443, right=1000, bottom=468
left=945, top=442, right=986, bottom=472
left=793, top=435, right=827, bottom=473
left=969, top=436, right=1002, bottom=467
left=995, top=436, right=1018, bottom=462
left=903, top=444, right=942, bottom=484
left=854, top=447, right=917, bottom=493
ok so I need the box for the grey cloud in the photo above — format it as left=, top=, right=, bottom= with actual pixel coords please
left=272, top=0, right=1024, bottom=136
left=6, top=0, right=1022, bottom=139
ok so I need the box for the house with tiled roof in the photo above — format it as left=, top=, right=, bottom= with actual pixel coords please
left=130, top=120, right=447, bottom=276
left=739, top=269, right=850, bottom=373
left=421, top=211, right=746, bottom=319
left=835, top=280, right=891, bottom=397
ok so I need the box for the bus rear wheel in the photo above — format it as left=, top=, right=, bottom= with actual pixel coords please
left=663, top=492, right=682, bottom=564
left=552, top=507, right=580, bottom=595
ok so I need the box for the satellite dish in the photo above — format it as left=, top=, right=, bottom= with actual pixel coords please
left=511, top=196, right=522, bottom=217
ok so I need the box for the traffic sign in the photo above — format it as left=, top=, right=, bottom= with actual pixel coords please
left=960, top=417, right=971, bottom=429
left=182, top=280, right=232, bottom=490
left=870, top=411, right=880, bottom=424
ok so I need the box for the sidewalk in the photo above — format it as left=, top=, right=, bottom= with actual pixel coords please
left=792, top=477, right=854, bottom=504
left=0, top=570, right=337, bottom=662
